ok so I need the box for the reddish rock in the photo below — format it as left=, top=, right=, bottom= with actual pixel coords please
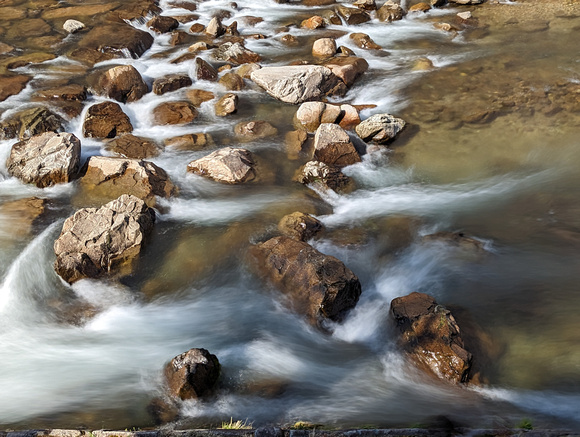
left=301, top=15, right=326, bottom=29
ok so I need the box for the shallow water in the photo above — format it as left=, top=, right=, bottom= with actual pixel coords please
left=1, top=0, right=580, bottom=431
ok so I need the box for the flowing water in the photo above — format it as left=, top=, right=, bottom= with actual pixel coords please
left=1, top=0, right=580, bottom=431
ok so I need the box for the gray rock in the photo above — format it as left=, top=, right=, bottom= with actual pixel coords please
left=187, top=147, right=256, bottom=184
left=213, top=42, right=261, bottom=64
left=355, top=113, right=406, bottom=144
left=164, top=348, right=220, bottom=400
left=294, top=160, right=352, bottom=192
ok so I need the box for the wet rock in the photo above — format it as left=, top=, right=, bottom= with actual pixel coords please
left=314, top=123, right=361, bottom=167
left=339, top=104, right=361, bottom=129
left=301, top=15, right=326, bottom=29
left=278, top=212, right=323, bottom=241
left=449, top=0, right=482, bottom=4
left=303, top=0, right=336, bottom=5
left=409, top=2, right=431, bottom=12
left=186, top=89, right=215, bottom=106
left=153, top=101, right=198, bottom=125
left=205, top=16, right=225, bottom=38
left=215, top=93, right=238, bottom=116
left=250, top=236, right=361, bottom=327
left=285, top=130, right=309, bottom=160
left=81, top=156, right=176, bottom=205
left=355, top=113, right=406, bottom=144
left=353, top=0, right=376, bottom=10
left=234, top=120, right=278, bottom=141
left=83, top=102, right=133, bottom=139
left=280, top=34, right=299, bottom=46
left=41, top=3, right=118, bottom=19
left=2, top=52, right=57, bottom=70
left=0, top=75, right=30, bottom=102
left=110, top=0, right=162, bottom=21
left=219, top=72, right=244, bottom=90
left=6, top=132, right=81, bottom=188
left=6, top=18, right=51, bottom=38
left=1, top=107, right=65, bottom=141
left=63, top=19, right=85, bottom=34
left=94, top=65, right=148, bottom=103
left=323, top=56, right=368, bottom=86
left=147, top=15, right=179, bottom=33
left=350, top=33, right=381, bottom=50
left=169, top=30, right=193, bottom=46
left=413, top=57, right=435, bottom=71
left=147, top=397, right=179, bottom=425
left=0, top=6, right=27, bottom=20
left=164, top=133, right=214, bottom=151
left=189, top=23, right=205, bottom=33
left=312, top=38, right=337, bottom=58
left=164, top=348, right=220, bottom=400
left=294, top=160, right=351, bottom=192
left=152, top=74, right=192, bottom=95
left=0, top=42, right=16, bottom=55
left=195, top=57, right=218, bottom=81
left=251, top=65, right=341, bottom=105
left=35, top=84, right=87, bottom=102
left=237, top=63, right=261, bottom=79
left=336, top=5, right=371, bottom=25
left=377, top=0, right=405, bottom=22
left=187, top=147, right=256, bottom=184
left=105, top=134, right=162, bottom=159
left=422, top=232, right=485, bottom=254
left=188, top=41, right=210, bottom=53
left=213, top=42, right=261, bottom=64
left=53, top=194, right=155, bottom=284
left=295, top=102, right=342, bottom=132
left=391, top=292, right=473, bottom=383
left=0, top=197, right=47, bottom=237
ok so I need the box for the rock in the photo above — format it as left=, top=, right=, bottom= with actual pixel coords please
left=215, top=93, right=238, bottom=116
left=80, top=156, right=176, bottom=205
left=186, top=89, right=215, bottom=106
left=278, top=212, right=323, bottom=241
left=35, top=84, right=87, bottom=102
left=205, top=17, right=225, bottom=37
left=164, top=133, right=214, bottom=151
left=109, top=0, right=162, bottom=21
left=6, top=132, right=81, bottom=188
left=188, top=42, right=210, bottom=53
left=63, top=19, right=85, bottom=34
left=457, top=11, right=472, bottom=20
left=323, top=56, right=368, bottom=86
left=339, top=104, right=361, bottom=129
left=280, top=34, right=299, bottom=46
left=234, top=120, right=278, bottom=142
left=312, top=38, right=337, bottom=58
left=349, top=33, right=381, bottom=50
left=147, top=15, right=180, bottom=33
left=83, top=102, right=133, bottom=139
left=422, top=232, right=485, bottom=254
left=105, top=134, right=162, bottom=159
left=321, top=10, right=342, bottom=26
left=6, top=18, right=51, bottom=38
left=187, top=147, right=256, bottom=184
left=301, top=15, right=325, bottom=29
left=195, top=57, right=218, bottom=81
left=213, top=42, right=261, bottom=64
left=449, top=0, right=482, bottom=4
left=336, top=5, right=371, bottom=25
left=409, top=2, right=431, bottom=12
left=189, top=23, right=205, bottom=33
left=0, top=75, right=31, bottom=102
left=391, top=292, right=472, bottom=383
left=0, top=42, right=16, bottom=55
left=152, top=74, right=192, bottom=95
left=164, top=348, right=220, bottom=400
left=250, top=236, right=361, bottom=326
left=219, top=72, right=244, bottom=90
left=237, top=63, right=261, bottom=79
left=294, top=160, right=351, bottom=192
left=413, top=57, right=435, bottom=70
left=0, top=197, right=47, bottom=237
left=1, top=107, right=64, bottom=141
left=377, top=1, right=405, bottom=22
left=313, top=123, right=361, bottom=167
left=94, top=65, right=148, bottom=103
left=153, top=101, right=198, bottom=125
left=250, top=65, right=341, bottom=105
left=169, top=30, right=193, bottom=46
left=353, top=0, right=376, bottom=10
left=285, top=130, right=309, bottom=160
left=355, top=113, right=406, bottom=144
left=53, top=194, right=155, bottom=284
left=295, top=102, right=342, bottom=132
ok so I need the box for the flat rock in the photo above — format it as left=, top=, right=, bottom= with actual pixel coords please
left=105, top=134, right=162, bottom=159
left=314, top=123, right=361, bottom=167
left=164, top=348, right=220, bottom=400
left=83, top=101, right=133, bottom=138
left=94, top=65, right=148, bottom=103
left=164, top=133, right=214, bottom=151
left=53, top=194, right=155, bottom=284
left=152, top=74, right=192, bottom=95
left=147, top=15, right=179, bottom=33
left=0, top=75, right=31, bottom=102
left=6, top=132, right=81, bottom=188
left=187, top=147, right=256, bottom=184
left=355, top=113, right=406, bottom=144
left=35, top=84, right=87, bottom=102
left=213, top=42, right=262, bottom=64
left=186, top=89, right=215, bottom=107
left=278, top=212, right=323, bottom=241
left=0, top=197, right=47, bottom=237
left=152, top=101, right=198, bottom=125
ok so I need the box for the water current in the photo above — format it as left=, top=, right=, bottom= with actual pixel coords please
left=1, top=0, right=580, bottom=431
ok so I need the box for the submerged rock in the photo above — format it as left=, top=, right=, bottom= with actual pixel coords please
left=147, top=15, right=179, bottom=33
left=278, top=212, right=323, bottom=242
left=6, top=132, right=81, bottom=188
left=187, top=147, right=256, bottom=184
left=234, top=120, right=278, bottom=141
left=54, top=194, right=155, bottom=284
left=251, top=236, right=362, bottom=327
left=0, top=197, right=48, bottom=237
left=355, top=113, right=406, bottom=144
left=0, top=75, right=31, bottom=102
left=164, top=348, right=221, bottom=400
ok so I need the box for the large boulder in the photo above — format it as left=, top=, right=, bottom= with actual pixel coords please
left=80, top=156, right=176, bottom=206
left=164, top=348, right=220, bottom=400
left=250, top=65, right=341, bottom=105
left=355, top=113, right=406, bottom=144
left=251, top=236, right=362, bottom=327
left=54, top=194, right=155, bottom=284
left=294, top=160, right=352, bottom=192
left=6, top=132, right=81, bottom=188
left=187, top=147, right=256, bottom=184
left=83, top=102, right=133, bottom=138
left=391, top=292, right=472, bottom=383
left=313, top=123, right=361, bottom=167
left=93, top=65, right=148, bottom=103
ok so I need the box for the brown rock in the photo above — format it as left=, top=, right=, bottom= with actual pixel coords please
left=295, top=102, right=342, bottom=132
left=35, top=84, right=87, bottom=102
left=312, top=38, right=337, bottom=58
left=147, top=15, right=180, bottom=33
left=377, top=1, right=405, bottom=22
left=188, top=41, right=210, bottom=53
left=195, top=57, right=218, bottom=81
left=5, top=18, right=51, bottom=38
left=187, top=147, right=256, bottom=184
left=186, top=89, right=215, bottom=106
left=213, top=42, right=261, bottom=64
left=169, top=31, right=193, bottom=46
left=294, top=160, right=351, bottom=192
left=339, top=104, right=360, bottom=129
left=391, top=292, right=472, bottom=383
left=153, top=101, right=198, bottom=125
left=409, top=2, right=431, bottom=12
left=336, top=5, right=371, bottom=25
left=314, top=123, right=361, bottom=167
left=422, top=232, right=485, bottom=254
left=285, top=130, right=309, bottom=160
left=110, top=0, right=162, bottom=21
left=278, top=212, right=323, bottom=241
left=0, top=75, right=31, bottom=102
left=205, top=16, right=225, bottom=37
left=83, top=102, right=133, bottom=139
left=353, top=0, right=376, bottom=10
left=215, top=93, right=238, bottom=116
left=219, top=72, right=244, bottom=90
left=189, top=23, right=205, bottom=33
left=323, top=56, right=368, bottom=86
left=1, top=107, right=64, bottom=141
left=349, top=33, right=382, bottom=50
left=106, top=134, right=162, bottom=159
left=164, top=348, right=220, bottom=400
left=94, top=65, right=148, bottom=103
left=2, top=52, right=56, bottom=70
left=164, top=133, right=214, bottom=151
left=41, top=4, right=117, bottom=19
left=0, top=197, right=47, bottom=237
left=152, top=74, right=192, bottom=95
left=280, top=34, right=299, bottom=46
left=234, top=120, right=278, bottom=142
left=237, top=63, right=261, bottom=79
left=0, top=42, right=16, bottom=55
left=301, top=15, right=326, bottom=29
left=250, top=236, right=361, bottom=326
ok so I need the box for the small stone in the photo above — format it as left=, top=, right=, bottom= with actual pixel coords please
left=189, top=23, right=205, bottom=33
left=215, top=93, right=238, bottom=116
left=63, top=19, right=85, bottom=34
left=213, top=42, right=261, bottom=64
left=312, top=38, right=337, bottom=58
left=355, top=113, right=406, bottom=144
left=187, top=147, right=256, bottom=184
left=457, top=11, right=472, bottom=20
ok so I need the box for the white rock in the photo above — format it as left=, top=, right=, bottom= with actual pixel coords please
left=63, top=19, right=85, bottom=34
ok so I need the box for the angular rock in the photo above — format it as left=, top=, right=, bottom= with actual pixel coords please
left=251, top=65, right=341, bottom=105
left=391, top=292, right=473, bottom=383
left=94, top=65, right=148, bottom=103
left=106, top=134, right=162, bottom=159
left=324, top=56, right=369, bottom=87
left=219, top=72, right=244, bottom=90
left=278, top=212, right=323, bottom=242
left=153, top=101, right=198, bottom=125
left=186, top=89, right=215, bottom=107
left=377, top=1, right=405, bottom=22
left=152, top=74, right=192, bottom=95
left=355, top=113, right=406, bottom=144
left=301, top=16, right=325, bottom=29
left=339, top=104, right=361, bottom=129
left=53, top=194, right=155, bottom=284
left=6, top=132, right=81, bottom=188
left=205, top=17, right=225, bottom=38
left=350, top=33, right=381, bottom=50
left=1, top=107, right=65, bottom=141
left=195, top=57, right=218, bottom=81
left=353, top=0, right=376, bottom=10
left=314, top=123, right=361, bottom=167
left=164, top=348, right=220, bottom=400
left=251, top=236, right=361, bottom=326
left=63, top=19, right=85, bottom=34
left=312, top=38, right=337, bottom=58
left=81, top=156, right=176, bottom=205
left=336, top=5, right=371, bottom=25
left=234, top=120, right=278, bottom=142
left=0, top=75, right=31, bottom=102
left=215, top=93, right=238, bottom=116
left=83, top=102, right=133, bottom=139
left=213, top=42, right=262, bottom=65
left=169, top=30, right=192, bottom=46
left=147, top=15, right=179, bottom=33
left=187, top=147, right=256, bottom=184
left=164, top=133, right=214, bottom=151
left=294, top=160, right=351, bottom=192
